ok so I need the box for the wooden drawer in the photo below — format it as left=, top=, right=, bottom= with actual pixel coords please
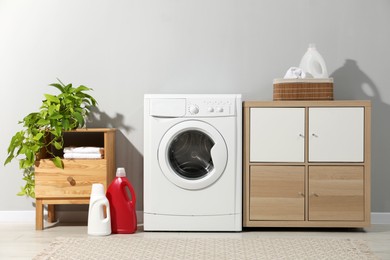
left=250, top=166, right=305, bottom=221
left=308, top=166, right=364, bottom=221
left=35, top=159, right=107, bottom=198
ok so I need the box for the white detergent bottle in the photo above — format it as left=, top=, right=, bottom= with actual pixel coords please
left=88, top=183, right=111, bottom=236
left=299, top=43, right=329, bottom=78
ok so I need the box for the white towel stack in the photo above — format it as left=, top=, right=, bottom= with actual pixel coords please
left=63, top=147, right=104, bottom=159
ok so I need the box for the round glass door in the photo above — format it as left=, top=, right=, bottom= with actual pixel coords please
left=168, top=130, right=214, bottom=180
left=158, top=120, right=228, bottom=190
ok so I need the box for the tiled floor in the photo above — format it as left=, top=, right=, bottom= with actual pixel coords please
left=1, top=222, right=389, bottom=259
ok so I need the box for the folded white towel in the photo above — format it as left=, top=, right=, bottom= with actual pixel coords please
left=64, top=153, right=103, bottom=159
left=284, top=67, right=312, bottom=79
left=64, top=147, right=104, bottom=154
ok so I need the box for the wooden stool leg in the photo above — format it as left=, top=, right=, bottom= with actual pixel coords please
left=36, top=199, right=43, bottom=230
left=48, top=205, right=56, bottom=223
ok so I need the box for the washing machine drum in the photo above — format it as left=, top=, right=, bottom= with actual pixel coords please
left=169, top=130, right=214, bottom=179
left=158, top=121, right=228, bottom=190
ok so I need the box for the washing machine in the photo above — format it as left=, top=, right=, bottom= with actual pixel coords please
left=144, top=94, right=242, bottom=231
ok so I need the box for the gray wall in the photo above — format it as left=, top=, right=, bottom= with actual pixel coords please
left=1, top=0, right=389, bottom=213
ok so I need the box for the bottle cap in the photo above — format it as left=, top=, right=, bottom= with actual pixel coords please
left=91, top=183, right=105, bottom=196
left=116, top=167, right=126, bottom=177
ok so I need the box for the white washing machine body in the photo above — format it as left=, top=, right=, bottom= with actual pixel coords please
left=144, top=94, right=242, bottom=231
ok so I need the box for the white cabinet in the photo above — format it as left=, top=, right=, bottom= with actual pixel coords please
left=308, top=107, right=364, bottom=162
left=243, top=101, right=371, bottom=228
left=250, top=108, right=305, bottom=162
left=250, top=107, right=364, bottom=163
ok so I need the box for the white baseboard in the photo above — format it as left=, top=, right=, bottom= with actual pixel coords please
left=0, top=211, right=389, bottom=225
left=0, top=211, right=35, bottom=223
left=371, top=212, right=390, bottom=224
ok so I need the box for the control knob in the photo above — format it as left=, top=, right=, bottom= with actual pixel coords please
left=189, top=105, right=199, bottom=115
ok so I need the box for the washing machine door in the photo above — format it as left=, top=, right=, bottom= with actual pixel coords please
left=158, top=120, right=228, bottom=190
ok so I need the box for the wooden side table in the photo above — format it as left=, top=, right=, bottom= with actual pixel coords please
left=34, top=128, right=116, bottom=230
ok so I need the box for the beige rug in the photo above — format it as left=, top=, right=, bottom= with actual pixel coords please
left=34, top=236, right=378, bottom=260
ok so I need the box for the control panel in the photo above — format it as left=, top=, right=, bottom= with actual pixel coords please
left=186, top=97, right=236, bottom=117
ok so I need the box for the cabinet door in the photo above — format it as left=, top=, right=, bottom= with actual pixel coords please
left=308, top=166, right=364, bottom=221
left=309, top=107, right=364, bottom=162
left=250, top=108, right=305, bottom=162
left=250, top=166, right=305, bottom=221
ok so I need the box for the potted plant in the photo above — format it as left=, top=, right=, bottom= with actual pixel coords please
left=4, top=79, right=97, bottom=198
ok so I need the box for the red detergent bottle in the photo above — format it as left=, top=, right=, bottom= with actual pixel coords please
left=106, top=167, right=137, bottom=234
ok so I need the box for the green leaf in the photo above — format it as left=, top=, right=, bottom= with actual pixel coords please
left=7, top=134, right=19, bottom=154
left=33, top=132, right=44, bottom=141
left=64, top=83, right=73, bottom=92
left=50, top=129, right=60, bottom=137
left=49, top=114, right=63, bottom=120
left=41, top=110, right=48, bottom=118
left=26, top=150, right=34, bottom=164
left=73, top=111, right=84, bottom=127
left=49, top=83, right=65, bottom=93
left=53, top=141, right=62, bottom=150
left=74, top=85, right=91, bottom=93
left=19, top=159, right=26, bottom=169
left=52, top=156, right=63, bottom=169
left=4, top=155, right=14, bottom=166
left=44, top=94, right=60, bottom=103
left=54, top=125, right=62, bottom=136
left=62, top=118, right=70, bottom=130
left=74, top=107, right=83, bottom=113
left=32, top=144, right=41, bottom=153
left=17, top=190, right=26, bottom=196
left=37, top=118, right=50, bottom=126
left=48, top=104, right=57, bottom=115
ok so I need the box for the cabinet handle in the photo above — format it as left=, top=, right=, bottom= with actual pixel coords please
left=311, top=193, right=319, bottom=197
left=67, top=176, right=76, bottom=186
left=298, top=192, right=305, bottom=197
left=299, top=134, right=305, bottom=138
left=311, top=133, right=319, bottom=137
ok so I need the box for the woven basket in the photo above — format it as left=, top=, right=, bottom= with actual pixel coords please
left=273, top=78, right=334, bottom=101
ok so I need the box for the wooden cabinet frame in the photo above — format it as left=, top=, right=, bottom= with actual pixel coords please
left=243, top=101, right=371, bottom=228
